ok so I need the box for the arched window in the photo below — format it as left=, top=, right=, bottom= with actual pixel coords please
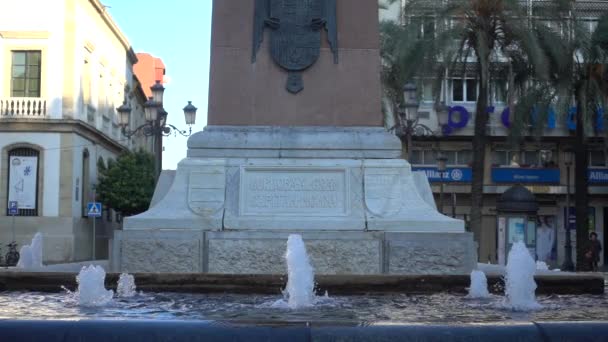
left=7, top=147, right=40, bottom=216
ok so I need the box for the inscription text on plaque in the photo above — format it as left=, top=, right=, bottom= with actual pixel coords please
left=240, top=168, right=348, bottom=216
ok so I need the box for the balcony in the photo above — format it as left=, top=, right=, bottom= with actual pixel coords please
left=0, top=97, right=48, bottom=119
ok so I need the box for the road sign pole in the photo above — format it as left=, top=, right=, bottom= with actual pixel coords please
left=11, top=215, right=15, bottom=243
left=92, top=189, right=96, bottom=261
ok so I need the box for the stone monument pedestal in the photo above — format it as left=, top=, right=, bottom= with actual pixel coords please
left=111, top=0, right=476, bottom=275
left=112, top=127, right=476, bottom=274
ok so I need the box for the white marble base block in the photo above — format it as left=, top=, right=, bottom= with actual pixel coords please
left=116, top=127, right=475, bottom=274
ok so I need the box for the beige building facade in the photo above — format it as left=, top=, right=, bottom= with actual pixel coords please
left=0, top=0, right=150, bottom=263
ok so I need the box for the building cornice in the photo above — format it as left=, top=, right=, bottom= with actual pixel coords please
left=0, top=31, right=51, bottom=39
left=0, top=119, right=128, bottom=155
left=88, top=0, right=138, bottom=65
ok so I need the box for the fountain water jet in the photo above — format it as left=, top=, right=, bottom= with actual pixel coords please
left=504, top=241, right=541, bottom=311
left=16, top=233, right=43, bottom=269
left=468, top=270, right=490, bottom=298
left=117, top=273, right=137, bottom=298
left=284, top=234, right=315, bottom=309
left=76, top=265, right=113, bottom=307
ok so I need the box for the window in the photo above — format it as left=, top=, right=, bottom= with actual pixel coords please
left=421, top=80, right=434, bottom=102
left=492, top=80, right=508, bottom=103
left=590, top=151, right=606, bottom=167
left=411, top=17, right=435, bottom=39
left=410, top=150, right=437, bottom=165
left=458, top=150, right=472, bottom=165
left=411, top=149, right=471, bottom=166
left=523, top=151, right=539, bottom=167
left=493, top=150, right=519, bottom=167
left=451, top=79, right=477, bottom=102
left=11, top=51, right=41, bottom=98
left=7, top=147, right=40, bottom=216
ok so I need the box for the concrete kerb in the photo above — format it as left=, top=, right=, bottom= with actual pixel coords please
left=1, top=320, right=608, bottom=342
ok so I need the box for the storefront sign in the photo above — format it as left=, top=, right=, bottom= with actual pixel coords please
left=444, top=106, right=602, bottom=133
left=491, top=168, right=560, bottom=184
left=412, top=167, right=472, bottom=183
left=588, top=168, right=608, bottom=184
left=8, top=156, right=38, bottom=209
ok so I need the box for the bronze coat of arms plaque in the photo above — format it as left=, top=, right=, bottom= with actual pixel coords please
left=252, top=0, right=338, bottom=94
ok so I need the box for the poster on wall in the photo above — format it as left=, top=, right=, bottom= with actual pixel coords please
left=8, top=156, right=38, bottom=209
left=536, top=215, right=557, bottom=263
left=508, top=217, right=525, bottom=244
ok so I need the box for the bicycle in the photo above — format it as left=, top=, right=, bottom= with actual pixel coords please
left=5, top=242, right=19, bottom=267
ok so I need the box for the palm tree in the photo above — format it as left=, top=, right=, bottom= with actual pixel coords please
left=537, top=6, right=608, bottom=269
left=381, top=0, right=555, bottom=237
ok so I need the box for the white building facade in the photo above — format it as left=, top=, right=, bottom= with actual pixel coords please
left=0, top=0, right=149, bottom=263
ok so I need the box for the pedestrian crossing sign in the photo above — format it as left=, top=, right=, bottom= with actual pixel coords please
left=87, top=202, right=102, bottom=217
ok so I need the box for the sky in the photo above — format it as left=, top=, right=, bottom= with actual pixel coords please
left=103, top=0, right=213, bottom=170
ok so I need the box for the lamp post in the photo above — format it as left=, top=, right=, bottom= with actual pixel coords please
left=117, top=81, right=198, bottom=181
left=392, top=82, right=448, bottom=160
left=562, top=149, right=575, bottom=272
left=436, top=152, right=447, bottom=214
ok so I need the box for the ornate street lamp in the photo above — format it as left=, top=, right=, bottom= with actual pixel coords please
left=562, top=149, right=575, bottom=271
left=391, top=81, right=441, bottom=160
left=116, top=82, right=197, bottom=180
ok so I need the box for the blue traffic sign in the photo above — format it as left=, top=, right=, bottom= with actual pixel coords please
left=8, top=201, right=18, bottom=216
left=87, top=202, right=102, bottom=217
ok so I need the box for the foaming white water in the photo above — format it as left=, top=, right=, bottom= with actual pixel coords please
left=284, top=234, right=315, bottom=309
left=468, top=270, right=490, bottom=298
left=76, top=265, right=113, bottom=307
left=16, top=233, right=43, bottom=269
left=504, top=242, right=541, bottom=311
left=117, top=273, right=137, bottom=297
left=535, top=261, right=549, bottom=271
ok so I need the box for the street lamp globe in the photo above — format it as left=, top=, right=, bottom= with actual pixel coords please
left=435, top=101, right=450, bottom=131
left=183, top=101, right=198, bottom=125
left=151, top=80, right=165, bottom=104
left=402, top=81, right=419, bottom=121
left=116, top=101, right=131, bottom=127
left=144, top=97, right=158, bottom=122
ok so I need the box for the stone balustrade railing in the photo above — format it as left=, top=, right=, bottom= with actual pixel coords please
left=0, top=97, right=48, bottom=119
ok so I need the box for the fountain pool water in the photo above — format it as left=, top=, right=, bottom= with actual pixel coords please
left=0, top=237, right=605, bottom=326
left=117, top=273, right=137, bottom=298
left=16, top=232, right=43, bottom=269
left=467, top=270, right=490, bottom=299
left=504, top=241, right=542, bottom=311
left=75, top=265, right=114, bottom=307
left=284, top=234, right=315, bottom=309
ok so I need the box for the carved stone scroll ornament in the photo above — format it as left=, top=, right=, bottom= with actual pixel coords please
left=252, top=0, right=338, bottom=94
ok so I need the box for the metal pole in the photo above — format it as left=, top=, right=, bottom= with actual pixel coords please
left=562, top=164, right=574, bottom=271
left=11, top=214, right=15, bottom=243
left=154, top=120, right=162, bottom=182
left=92, top=187, right=96, bottom=261
left=451, top=192, right=456, bottom=218
left=406, top=130, right=413, bottom=161
left=439, top=171, right=444, bottom=214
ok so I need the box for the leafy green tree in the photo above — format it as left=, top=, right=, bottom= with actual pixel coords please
left=381, top=0, right=554, bottom=236
left=96, top=150, right=155, bottom=217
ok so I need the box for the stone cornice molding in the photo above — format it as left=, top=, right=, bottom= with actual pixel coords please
left=0, top=119, right=127, bottom=154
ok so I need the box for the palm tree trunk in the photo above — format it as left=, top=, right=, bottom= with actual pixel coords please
left=574, top=84, right=590, bottom=270
left=470, top=41, right=491, bottom=241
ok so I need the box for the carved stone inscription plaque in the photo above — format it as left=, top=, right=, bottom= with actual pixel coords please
left=240, top=168, right=348, bottom=216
